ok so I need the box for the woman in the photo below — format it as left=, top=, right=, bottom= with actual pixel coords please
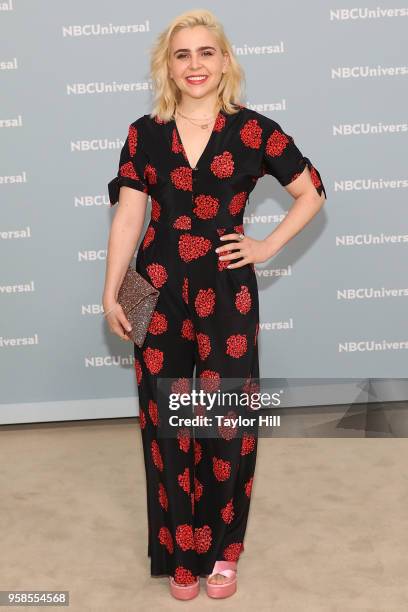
left=103, top=9, right=326, bottom=601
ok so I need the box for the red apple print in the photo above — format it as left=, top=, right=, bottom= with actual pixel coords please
left=194, top=440, right=202, bottom=465
left=134, top=358, right=142, bottom=384
left=194, top=288, right=215, bottom=317
left=148, top=399, right=159, bottom=426
left=158, top=482, right=169, bottom=510
left=148, top=311, right=168, bottom=335
left=194, top=476, right=203, bottom=500
left=128, top=125, right=138, bottom=156
left=266, top=129, right=290, bottom=157
left=310, top=164, right=323, bottom=190
left=178, top=467, right=190, bottom=493
left=177, top=427, right=191, bottom=453
left=146, top=262, right=168, bottom=288
left=178, top=234, right=212, bottom=262
left=210, top=151, right=234, bottom=178
left=176, top=524, right=195, bottom=551
left=234, top=224, right=244, bottom=234
left=139, top=406, right=146, bottom=429
left=193, top=194, right=219, bottom=219
left=196, top=332, right=211, bottom=360
left=223, top=542, right=243, bottom=562
left=182, top=276, right=189, bottom=304
left=151, top=197, right=161, bottom=221
left=228, top=191, right=247, bottom=216
left=171, top=127, right=184, bottom=154
left=119, top=161, right=140, bottom=181
left=151, top=439, right=163, bottom=471
left=235, top=285, right=252, bottom=314
left=174, top=567, right=197, bottom=585
left=158, top=526, right=174, bottom=554
left=145, top=164, right=157, bottom=185
left=217, top=227, right=226, bottom=236
left=218, top=410, right=238, bottom=440
left=143, top=347, right=164, bottom=374
left=214, top=113, right=226, bottom=131
left=226, top=334, right=247, bottom=358
left=240, top=119, right=262, bottom=149
left=181, top=318, right=195, bottom=341
left=170, top=166, right=192, bottom=191
left=241, top=433, right=256, bottom=455
left=171, top=377, right=191, bottom=395
left=245, top=476, right=253, bottom=498
left=173, top=215, right=191, bottom=230
left=212, top=457, right=231, bottom=481
left=199, top=370, right=220, bottom=393
left=221, top=499, right=235, bottom=524
left=142, top=225, right=155, bottom=250
left=194, top=525, right=212, bottom=553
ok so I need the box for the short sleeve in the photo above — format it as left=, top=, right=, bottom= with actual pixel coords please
left=260, top=116, right=326, bottom=199
left=107, top=121, right=149, bottom=206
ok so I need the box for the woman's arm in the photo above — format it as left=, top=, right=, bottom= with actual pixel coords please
left=263, top=163, right=326, bottom=259
left=102, top=186, right=148, bottom=340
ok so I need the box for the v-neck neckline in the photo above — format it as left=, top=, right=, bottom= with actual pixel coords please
left=172, top=109, right=224, bottom=170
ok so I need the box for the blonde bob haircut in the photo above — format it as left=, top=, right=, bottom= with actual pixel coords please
left=149, top=9, right=245, bottom=122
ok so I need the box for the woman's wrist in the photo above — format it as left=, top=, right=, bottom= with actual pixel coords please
left=262, top=234, right=283, bottom=261
left=102, top=290, right=119, bottom=311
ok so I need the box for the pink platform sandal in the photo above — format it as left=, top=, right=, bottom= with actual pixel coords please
left=205, top=560, right=238, bottom=598
left=169, top=576, right=200, bottom=600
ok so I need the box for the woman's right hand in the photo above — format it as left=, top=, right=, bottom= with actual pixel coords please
left=103, top=301, right=133, bottom=341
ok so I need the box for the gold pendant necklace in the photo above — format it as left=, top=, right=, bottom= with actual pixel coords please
left=175, top=107, right=218, bottom=130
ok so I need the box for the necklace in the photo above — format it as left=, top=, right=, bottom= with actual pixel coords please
left=175, top=107, right=219, bottom=130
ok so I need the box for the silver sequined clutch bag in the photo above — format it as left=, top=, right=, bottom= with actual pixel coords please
left=117, top=265, right=160, bottom=347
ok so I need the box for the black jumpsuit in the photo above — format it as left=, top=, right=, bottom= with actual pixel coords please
left=108, top=105, right=326, bottom=585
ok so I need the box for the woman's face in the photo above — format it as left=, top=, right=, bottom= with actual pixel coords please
left=168, top=25, right=229, bottom=104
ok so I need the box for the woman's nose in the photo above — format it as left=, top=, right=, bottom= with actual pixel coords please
left=189, top=55, right=201, bottom=69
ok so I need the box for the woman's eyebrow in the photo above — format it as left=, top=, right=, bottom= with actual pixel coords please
left=173, top=46, right=216, bottom=55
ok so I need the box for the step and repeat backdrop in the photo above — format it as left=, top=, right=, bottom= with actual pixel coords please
left=1, top=1, right=407, bottom=424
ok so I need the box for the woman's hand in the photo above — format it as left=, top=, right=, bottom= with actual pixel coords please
left=215, top=234, right=272, bottom=269
left=103, top=301, right=133, bottom=341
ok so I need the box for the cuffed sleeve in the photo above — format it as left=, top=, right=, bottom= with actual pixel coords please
left=108, top=121, right=149, bottom=206
left=260, top=116, right=326, bottom=199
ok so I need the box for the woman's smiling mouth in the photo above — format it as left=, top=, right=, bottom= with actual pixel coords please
left=185, top=75, right=209, bottom=85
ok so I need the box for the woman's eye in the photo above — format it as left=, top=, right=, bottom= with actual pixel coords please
left=176, top=51, right=214, bottom=59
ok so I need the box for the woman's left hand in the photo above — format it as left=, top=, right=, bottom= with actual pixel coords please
left=215, top=233, right=272, bottom=269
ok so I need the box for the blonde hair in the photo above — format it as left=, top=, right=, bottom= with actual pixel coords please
left=149, top=9, right=245, bottom=122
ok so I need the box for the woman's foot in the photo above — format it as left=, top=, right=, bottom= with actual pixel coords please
left=205, top=560, right=238, bottom=598
left=207, top=573, right=230, bottom=584
left=169, top=575, right=199, bottom=600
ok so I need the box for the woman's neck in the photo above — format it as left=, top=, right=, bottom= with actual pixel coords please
left=176, top=97, right=220, bottom=118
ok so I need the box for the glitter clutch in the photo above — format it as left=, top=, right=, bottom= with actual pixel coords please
left=117, top=265, right=160, bottom=347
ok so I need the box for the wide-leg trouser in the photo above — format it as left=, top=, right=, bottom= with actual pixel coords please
left=133, top=247, right=260, bottom=584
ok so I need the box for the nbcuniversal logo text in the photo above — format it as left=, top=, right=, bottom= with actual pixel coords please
left=336, top=233, right=408, bottom=246
left=334, top=178, right=408, bottom=191
left=78, top=250, right=107, bottom=261
left=61, top=21, right=150, bottom=37
left=331, top=65, right=408, bottom=79
left=337, top=287, right=408, bottom=300
left=339, top=340, right=408, bottom=352
left=329, top=7, right=408, bottom=20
